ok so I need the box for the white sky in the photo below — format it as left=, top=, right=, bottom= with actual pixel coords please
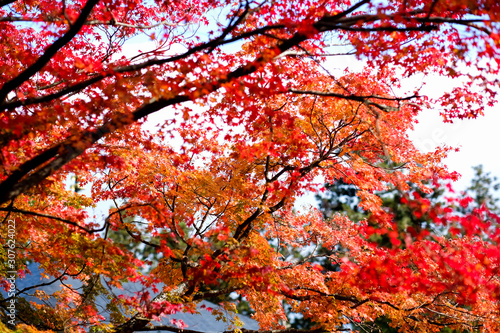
left=403, top=68, right=500, bottom=192
left=410, top=106, right=500, bottom=191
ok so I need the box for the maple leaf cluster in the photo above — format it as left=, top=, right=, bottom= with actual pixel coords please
left=1, top=0, right=500, bottom=332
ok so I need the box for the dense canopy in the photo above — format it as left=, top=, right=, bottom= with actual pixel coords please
left=1, top=0, right=500, bottom=332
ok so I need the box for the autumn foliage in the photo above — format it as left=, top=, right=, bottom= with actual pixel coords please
left=1, top=0, right=500, bottom=332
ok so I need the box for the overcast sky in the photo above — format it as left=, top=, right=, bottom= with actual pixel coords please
left=411, top=106, right=500, bottom=191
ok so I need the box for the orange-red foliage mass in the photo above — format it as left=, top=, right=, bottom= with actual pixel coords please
left=1, top=0, right=500, bottom=332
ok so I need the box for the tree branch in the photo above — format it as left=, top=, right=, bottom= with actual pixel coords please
left=191, top=286, right=243, bottom=301
left=0, top=16, right=188, bottom=28
left=0, top=23, right=286, bottom=112
left=0, top=0, right=101, bottom=103
left=289, top=89, right=418, bottom=102
left=0, top=0, right=16, bottom=7
left=136, top=327, right=334, bottom=333
left=0, top=206, right=96, bottom=233
left=0, top=15, right=313, bottom=205
left=0, top=263, right=86, bottom=304
left=289, top=89, right=419, bottom=112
